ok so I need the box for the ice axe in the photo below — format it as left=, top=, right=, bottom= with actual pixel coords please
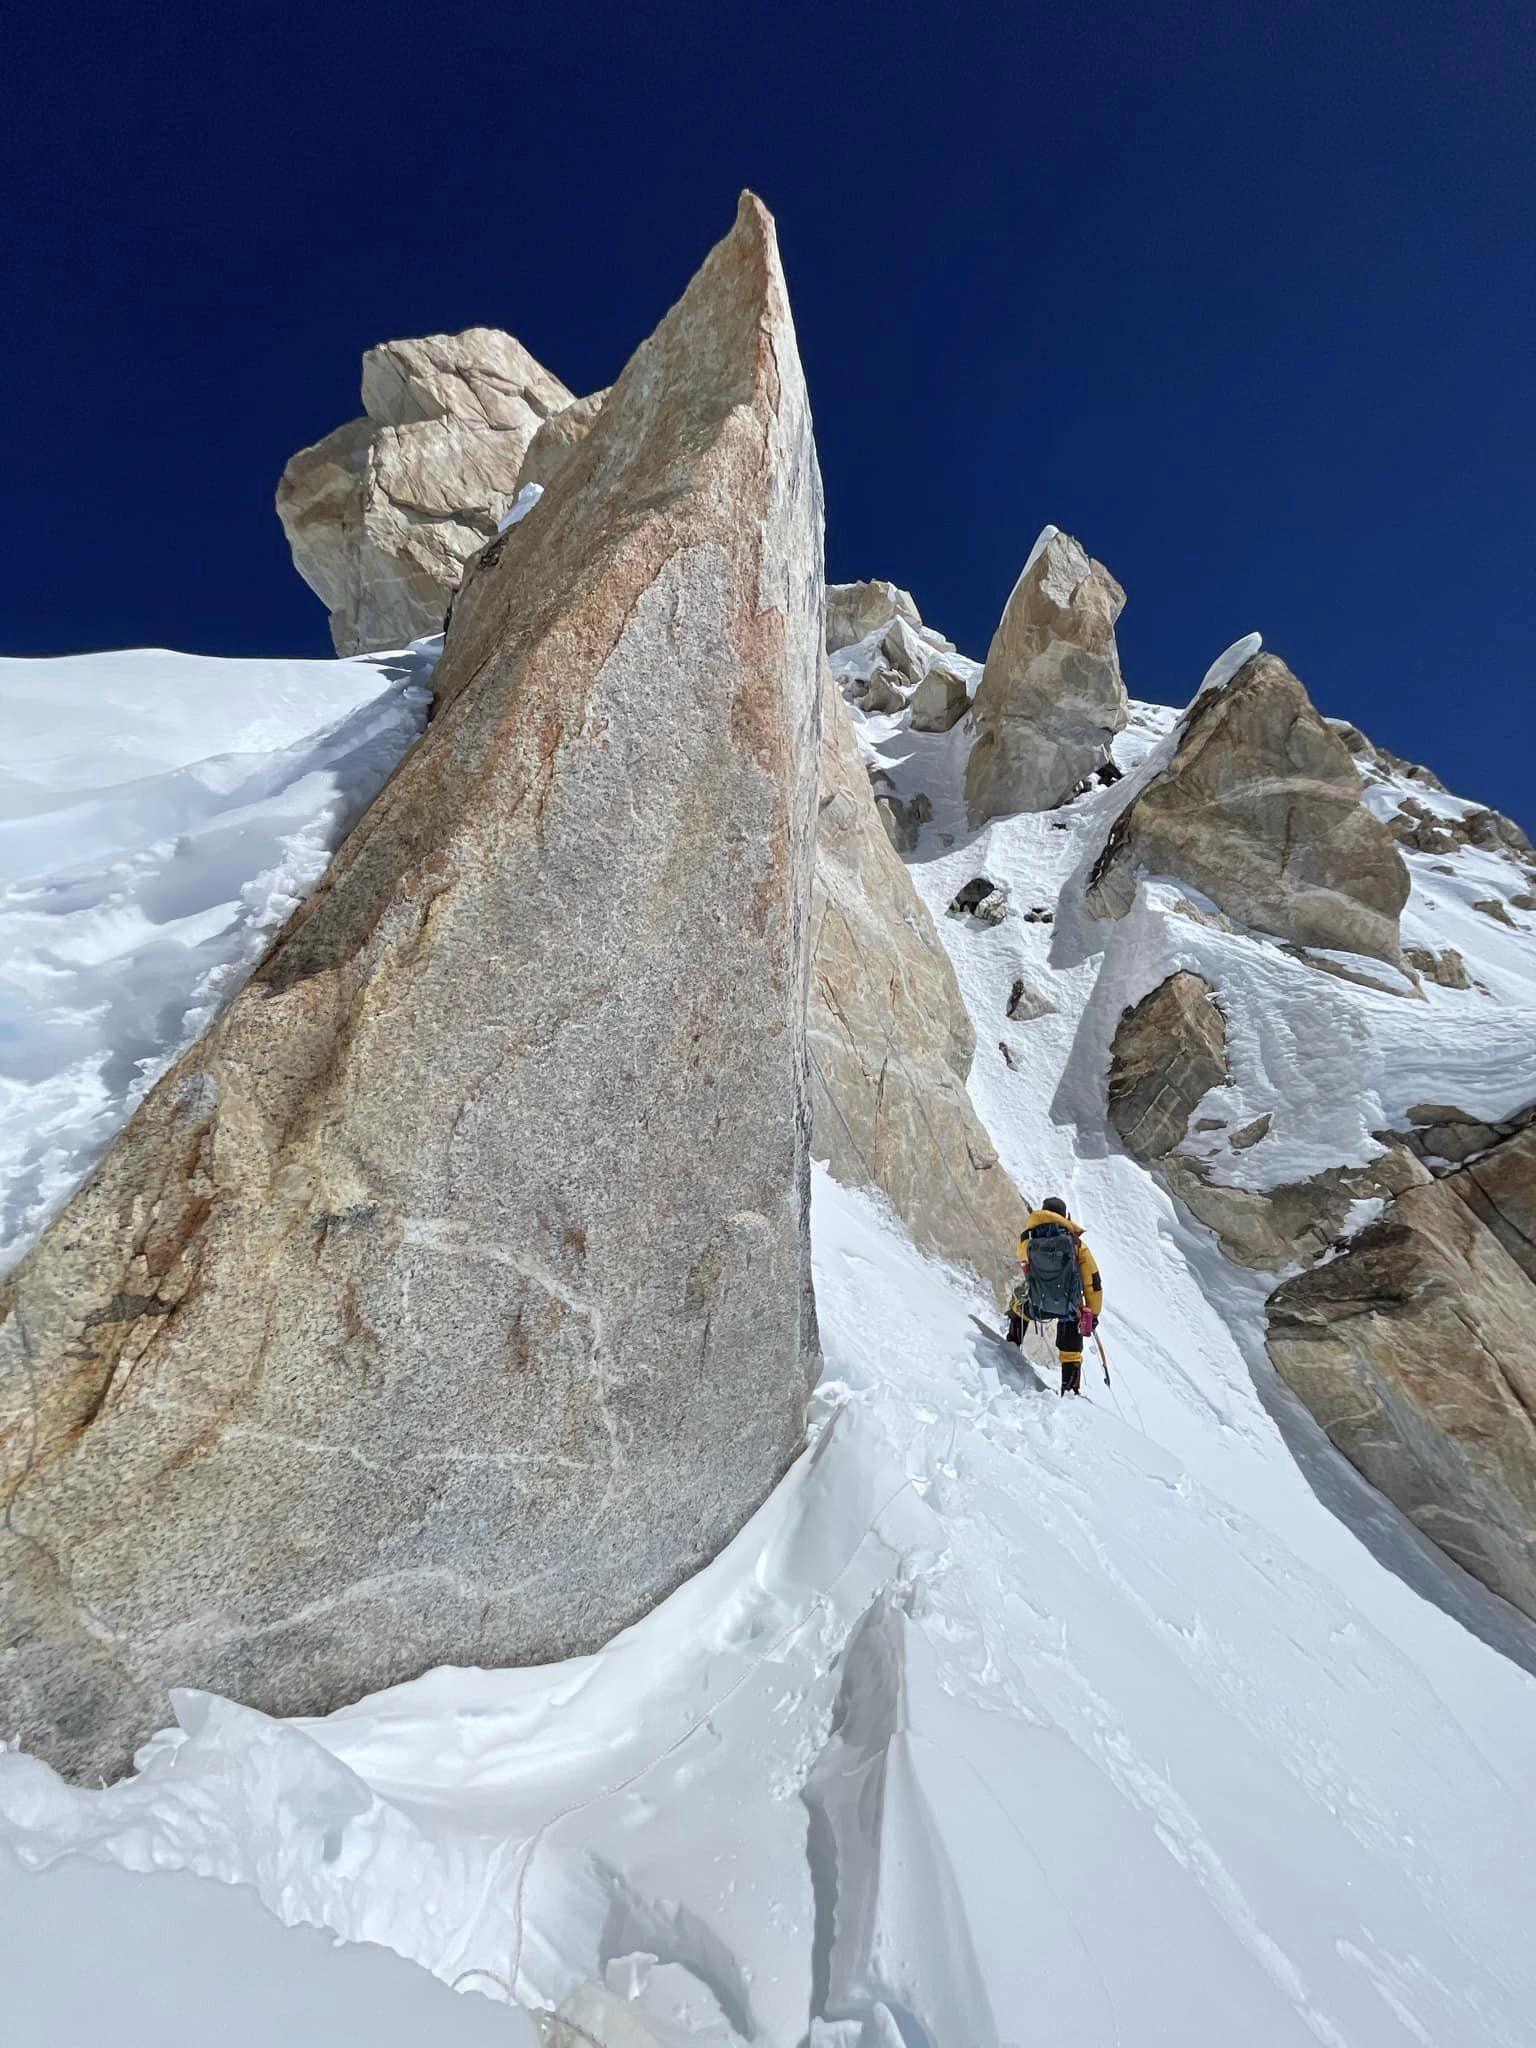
left=1092, top=1329, right=1111, bottom=1387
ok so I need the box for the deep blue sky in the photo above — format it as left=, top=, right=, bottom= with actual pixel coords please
left=6, top=0, right=1533, bottom=821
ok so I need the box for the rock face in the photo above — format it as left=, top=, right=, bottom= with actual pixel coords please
left=512, top=387, right=609, bottom=496
left=1230, top=1113, right=1272, bottom=1151
left=825, top=579, right=921, bottom=654
left=277, top=327, right=576, bottom=654
left=811, top=680, right=1029, bottom=1303
left=1, top=194, right=823, bottom=1782
left=908, top=657, right=971, bottom=733
left=1405, top=944, right=1471, bottom=990
left=1268, top=1138, right=1536, bottom=1622
left=1163, top=1144, right=1430, bottom=1274
left=858, top=666, right=906, bottom=715
left=1399, top=1101, right=1536, bottom=1172
left=1107, top=973, right=1227, bottom=1161
left=965, top=529, right=1128, bottom=824
left=1088, top=652, right=1410, bottom=961
left=1108, top=976, right=1435, bottom=1270
left=880, top=614, right=931, bottom=686
left=1445, top=1122, right=1536, bottom=1278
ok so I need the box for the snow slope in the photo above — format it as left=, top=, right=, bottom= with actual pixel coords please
left=3, top=1845, right=538, bottom=2047
left=0, top=643, right=434, bottom=1271
left=3, top=641, right=1536, bottom=2047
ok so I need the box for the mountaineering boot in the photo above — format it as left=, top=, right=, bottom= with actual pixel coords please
left=1060, top=1360, right=1082, bottom=1396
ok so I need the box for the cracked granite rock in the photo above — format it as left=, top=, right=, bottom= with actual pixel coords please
left=0, top=193, right=823, bottom=1781
left=1087, top=650, right=1409, bottom=961
left=277, top=327, right=577, bottom=654
left=810, top=680, right=1028, bottom=1304
left=1107, top=972, right=1228, bottom=1161
left=824, top=579, right=921, bottom=655
left=1267, top=1130, right=1536, bottom=1622
left=965, top=528, right=1128, bottom=822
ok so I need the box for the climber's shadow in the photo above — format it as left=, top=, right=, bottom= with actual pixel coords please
left=967, top=1315, right=1051, bottom=1395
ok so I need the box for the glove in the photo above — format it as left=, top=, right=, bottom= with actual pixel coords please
left=1077, top=1309, right=1096, bottom=1337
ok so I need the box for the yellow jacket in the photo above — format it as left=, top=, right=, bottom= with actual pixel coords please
left=1016, top=1210, right=1104, bottom=1317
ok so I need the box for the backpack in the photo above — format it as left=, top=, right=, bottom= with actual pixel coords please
left=1025, top=1224, right=1083, bottom=1322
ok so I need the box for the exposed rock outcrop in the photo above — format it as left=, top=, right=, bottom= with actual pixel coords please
left=881, top=615, right=932, bottom=686
left=1163, top=1145, right=1430, bottom=1272
left=811, top=683, right=1029, bottom=1303
left=1, top=194, right=822, bottom=1782
left=277, top=328, right=576, bottom=654
left=965, top=528, right=1128, bottom=824
left=1397, top=1101, right=1536, bottom=1172
left=1336, top=720, right=1532, bottom=865
left=1107, top=973, right=1227, bottom=1161
left=858, top=667, right=906, bottom=715
left=1474, top=898, right=1518, bottom=928
left=1330, top=718, right=1448, bottom=792
left=1385, top=797, right=1468, bottom=858
left=1404, top=945, right=1471, bottom=990
left=908, top=657, right=971, bottom=733
left=1394, top=793, right=1536, bottom=865
left=1108, top=976, right=1434, bottom=1270
left=1088, top=651, right=1410, bottom=961
left=1449, top=1123, right=1536, bottom=1281
left=512, top=387, right=610, bottom=496
left=825, top=580, right=921, bottom=655
left=1267, top=1142, right=1536, bottom=1623
left=1006, top=975, right=1056, bottom=1023
left=949, top=876, right=1009, bottom=927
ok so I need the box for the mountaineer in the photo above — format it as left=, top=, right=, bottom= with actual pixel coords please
left=1007, top=1197, right=1104, bottom=1396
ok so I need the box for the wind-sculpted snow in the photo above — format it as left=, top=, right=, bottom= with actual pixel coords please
left=0, top=644, right=434, bottom=1271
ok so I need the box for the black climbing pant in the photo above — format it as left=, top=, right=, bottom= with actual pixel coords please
left=1056, top=1313, right=1084, bottom=1394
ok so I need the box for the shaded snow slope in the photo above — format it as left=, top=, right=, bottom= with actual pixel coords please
left=3, top=1844, right=537, bottom=2047
left=3, top=643, right=1536, bottom=2046
left=0, top=644, right=434, bottom=1270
